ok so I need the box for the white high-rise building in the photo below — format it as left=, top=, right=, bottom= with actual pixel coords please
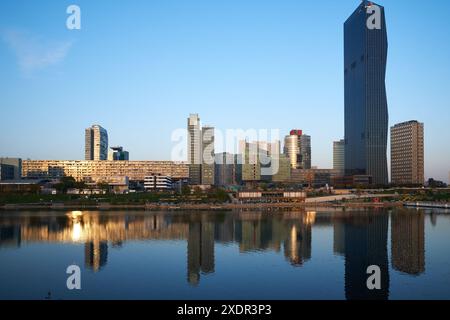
left=284, top=135, right=300, bottom=169
left=187, top=114, right=203, bottom=185
left=85, top=125, right=108, bottom=160
left=333, top=139, right=345, bottom=176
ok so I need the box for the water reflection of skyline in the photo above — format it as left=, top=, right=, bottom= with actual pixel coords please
left=0, top=209, right=427, bottom=299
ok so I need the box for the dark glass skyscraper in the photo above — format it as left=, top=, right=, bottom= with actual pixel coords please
left=344, top=1, right=388, bottom=185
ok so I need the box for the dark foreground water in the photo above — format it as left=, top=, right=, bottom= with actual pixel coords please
left=0, top=208, right=449, bottom=300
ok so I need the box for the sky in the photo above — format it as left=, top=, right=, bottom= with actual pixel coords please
left=0, top=0, right=449, bottom=182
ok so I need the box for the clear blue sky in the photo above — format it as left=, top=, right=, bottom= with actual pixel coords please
left=1, top=0, right=449, bottom=182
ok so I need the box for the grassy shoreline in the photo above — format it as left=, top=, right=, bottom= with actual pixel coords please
left=0, top=201, right=404, bottom=211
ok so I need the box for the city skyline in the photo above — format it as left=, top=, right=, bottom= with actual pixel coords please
left=1, top=1, right=450, bottom=182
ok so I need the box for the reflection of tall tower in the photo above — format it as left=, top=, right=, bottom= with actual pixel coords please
left=391, top=211, right=425, bottom=275
left=240, top=220, right=262, bottom=252
left=0, top=225, right=21, bottom=248
left=201, top=222, right=215, bottom=274
left=333, top=220, right=346, bottom=256
left=85, top=240, right=108, bottom=272
left=283, top=222, right=312, bottom=266
left=187, top=221, right=215, bottom=286
left=343, top=213, right=390, bottom=300
left=187, top=222, right=201, bottom=285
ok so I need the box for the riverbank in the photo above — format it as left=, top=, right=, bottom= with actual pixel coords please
left=0, top=201, right=404, bottom=211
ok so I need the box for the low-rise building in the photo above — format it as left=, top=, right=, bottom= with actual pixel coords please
left=144, top=175, right=173, bottom=190
left=0, top=158, right=22, bottom=180
left=108, top=146, right=129, bottom=161
left=0, top=164, right=15, bottom=181
left=237, top=191, right=306, bottom=203
left=0, top=179, right=41, bottom=193
left=332, top=175, right=373, bottom=188
left=291, top=169, right=340, bottom=187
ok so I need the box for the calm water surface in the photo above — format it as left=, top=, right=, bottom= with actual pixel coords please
left=0, top=208, right=449, bottom=300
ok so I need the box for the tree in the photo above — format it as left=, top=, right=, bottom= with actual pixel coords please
left=97, top=182, right=110, bottom=193
left=55, top=176, right=77, bottom=194
left=181, top=185, right=191, bottom=196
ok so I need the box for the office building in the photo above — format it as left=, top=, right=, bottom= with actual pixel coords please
left=263, top=154, right=291, bottom=183
left=0, top=158, right=22, bottom=180
left=390, top=121, right=424, bottom=185
left=239, top=140, right=280, bottom=183
left=85, top=125, right=108, bottom=160
left=201, top=126, right=215, bottom=185
left=300, top=135, right=311, bottom=169
left=215, top=153, right=236, bottom=186
left=284, top=134, right=300, bottom=169
left=344, top=1, right=389, bottom=185
left=239, top=141, right=261, bottom=182
left=333, top=139, right=345, bottom=175
left=144, top=175, right=173, bottom=190
left=108, top=146, right=129, bottom=161
left=284, top=130, right=311, bottom=169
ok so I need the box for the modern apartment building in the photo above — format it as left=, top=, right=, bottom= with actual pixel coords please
left=0, top=158, right=22, bottom=180
left=333, top=140, right=345, bottom=176
left=22, top=160, right=189, bottom=183
left=108, top=146, right=129, bottom=161
left=344, top=1, right=389, bottom=185
left=390, top=121, right=424, bottom=185
left=85, top=125, right=109, bottom=160
left=201, top=126, right=215, bottom=185
left=239, top=140, right=280, bottom=183
left=144, top=175, right=173, bottom=190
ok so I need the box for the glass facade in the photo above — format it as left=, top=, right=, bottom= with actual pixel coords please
left=299, top=135, right=311, bottom=169
left=344, top=1, right=388, bottom=185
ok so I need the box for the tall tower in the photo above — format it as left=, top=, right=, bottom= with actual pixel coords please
left=284, top=135, right=299, bottom=169
left=285, top=130, right=310, bottom=169
left=85, top=125, right=108, bottom=160
left=187, top=114, right=202, bottom=184
left=344, top=1, right=389, bottom=185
